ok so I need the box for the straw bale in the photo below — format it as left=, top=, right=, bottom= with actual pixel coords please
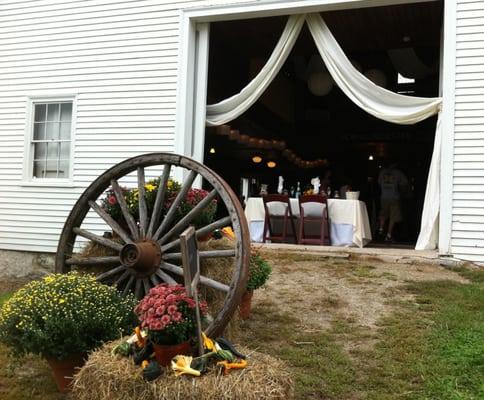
left=71, top=339, right=293, bottom=400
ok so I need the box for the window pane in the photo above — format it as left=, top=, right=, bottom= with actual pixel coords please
left=34, top=104, right=46, bottom=122
left=60, top=142, right=70, bottom=159
left=47, top=142, right=59, bottom=159
left=59, top=122, right=71, bottom=139
left=60, top=103, right=72, bottom=121
left=45, top=122, right=59, bottom=140
left=33, top=160, right=45, bottom=178
left=58, top=160, right=69, bottom=178
left=45, top=160, right=58, bottom=178
left=34, top=142, right=47, bottom=159
left=47, top=103, right=59, bottom=121
left=33, top=122, right=45, bottom=140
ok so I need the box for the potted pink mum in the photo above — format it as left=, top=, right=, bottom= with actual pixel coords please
left=135, top=284, right=208, bottom=366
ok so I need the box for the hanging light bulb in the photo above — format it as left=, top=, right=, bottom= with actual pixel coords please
left=209, top=148, right=215, bottom=154
left=368, top=155, right=374, bottom=161
left=267, top=161, right=276, bottom=168
left=252, top=156, right=262, bottom=164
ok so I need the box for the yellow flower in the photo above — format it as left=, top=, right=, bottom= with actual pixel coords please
left=171, top=355, right=200, bottom=377
left=144, top=184, right=156, bottom=192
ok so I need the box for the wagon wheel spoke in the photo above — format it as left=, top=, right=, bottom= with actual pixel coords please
left=158, top=189, right=218, bottom=245
left=152, top=170, right=198, bottom=241
left=73, top=227, right=123, bottom=252
left=114, top=270, right=131, bottom=287
left=142, top=278, right=151, bottom=295
left=96, top=265, right=126, bottom=282
left=155, top=269, right=178, bottom=285
left=111, top=179, right=139, bottom=240
left=65, top=256, right=120, bottom=266
left=88, top=200, right=133, bottom=244
left=160, top=262, right=230, bottom=293
left=122, top=275, right=136, bottom=297
left=137, top=167, right=148, bottom=238
left=161, top=216, right=232, bottom=252
left=135, top=278, right=143, bottom=299
left=149, top=274, right=161, bottom=287
left=146, top=164, right=171, bottom=238
left=162, top=249, right=236, bottom=261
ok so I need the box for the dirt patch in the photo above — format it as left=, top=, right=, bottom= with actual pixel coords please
left=0, top=277, right=33, bottom=295
left=254, top=252, right=468, bottom=331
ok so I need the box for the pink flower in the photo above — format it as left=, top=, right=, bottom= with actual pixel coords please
left=153, top=321, right=163, bottom=330
left=147, top=308, right=154, bottom=316
left=172, top=312, right=182, bottom=322
left=167, top=305, right=177, bottom=315
left=155, top=306, right=165, bottom=315
left=107, top=195, right=117, bottom=205
left=161, top=315, right=171, bottom=325
left=166, top=294, right=176, bottom=302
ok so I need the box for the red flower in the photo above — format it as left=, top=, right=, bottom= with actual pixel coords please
left=161, top=314, right=171, bottom=325
left=167, top=305, right=177, bottom=315
left=107, top=195, right=117, bottom=205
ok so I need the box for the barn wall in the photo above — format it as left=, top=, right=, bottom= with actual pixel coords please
left=0, top=0, right=258, bottom=253
left=451, top=0, right=484, bottom=262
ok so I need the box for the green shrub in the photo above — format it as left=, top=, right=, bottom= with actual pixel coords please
left=0, top=272, right=137, bottom=360
left=247, top=254, right=272, bottom=290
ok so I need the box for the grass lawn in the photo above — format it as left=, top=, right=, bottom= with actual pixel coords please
left=0, top=256, right=482, bottom=399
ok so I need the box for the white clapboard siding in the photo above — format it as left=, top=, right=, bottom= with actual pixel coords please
left=452, top=1, right=484, bottom=261
left=0, top=0, right=256, bottom=254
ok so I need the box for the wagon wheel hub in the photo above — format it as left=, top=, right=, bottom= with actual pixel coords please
left=120, top=240, right=161, bottom=278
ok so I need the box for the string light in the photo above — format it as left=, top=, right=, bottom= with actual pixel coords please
left=209, top=148, right=216, bottom=154
left=252, top=156, right=262, bottom=163
left=267, top=161, right=277, bottom=168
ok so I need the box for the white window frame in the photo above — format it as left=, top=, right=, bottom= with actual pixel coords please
left=22, top=95, right=77, bottom=187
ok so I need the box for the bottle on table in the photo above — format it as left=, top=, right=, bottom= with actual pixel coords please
left=295, top=182, right=301, bottom=198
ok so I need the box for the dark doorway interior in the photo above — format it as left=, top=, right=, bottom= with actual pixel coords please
left=204, top=1, right=443, bottom=244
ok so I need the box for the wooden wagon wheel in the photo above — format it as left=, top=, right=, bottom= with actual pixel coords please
left=55, top=153, right=250, bottom=337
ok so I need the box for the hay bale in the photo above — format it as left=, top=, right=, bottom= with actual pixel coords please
left=71, top=340, right=294, bottom=400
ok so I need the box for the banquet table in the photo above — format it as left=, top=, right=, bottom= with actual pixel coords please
left=244, top=197, right=372, bottom=248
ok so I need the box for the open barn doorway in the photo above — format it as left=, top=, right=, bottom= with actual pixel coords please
left=202, top=1, right=443, bottom=248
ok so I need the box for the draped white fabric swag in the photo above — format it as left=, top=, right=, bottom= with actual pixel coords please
left=206, top=13, right=443, bottom=250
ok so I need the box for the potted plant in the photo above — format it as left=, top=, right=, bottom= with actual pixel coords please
left=0, top=272, right=137, bottom=393
left=134, top=284, right=208, bottom=366
left=239, top=252, right=272, bottom=319
left=101, top=178, right=217, bottom=231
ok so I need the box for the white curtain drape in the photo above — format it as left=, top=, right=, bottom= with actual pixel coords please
left=205, top=13, right=443, bottom=250
left=205, top=14, right=305, bottom=126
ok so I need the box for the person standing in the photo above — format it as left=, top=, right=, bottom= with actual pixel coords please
left=378, top=163, right=408, bottom=242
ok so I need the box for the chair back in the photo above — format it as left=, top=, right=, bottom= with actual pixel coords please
left=299, top=194, right=328, bottom=218
left=262, top=194, right=292, bottom=217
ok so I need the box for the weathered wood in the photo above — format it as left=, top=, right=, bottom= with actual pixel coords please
left=161, top=262, right=230, bottom=292
left=137, top=167, right=148, bottom=238
left=55, top=152, right=250, bottom=338
left=73, top=227, right=123, bottom=252
left=111, top=179, right=139, bottom=240
left=66, top=256, right=120, bottom=266
left=152, top=170, right=197, bottom=241
left=147, top=164, right=171, bottom=238
left=135, top=278, right=143, bottom=299
left=123, top=275, right=135, bottom=296
left=96, top=265, right=126, bottom=282
left=114, top=270, right=131, bottom=287
left=149, top=274, right=160, bottom=287
left=158, top=189, right=218, bottom=245
left=155, top=268, right=178, bottom=285
left=142, top=278, right=151, bottom=295
left=160, top=216, right=232, bottom=251
left=163, top=249, right=236, bottom=261
left=88, top=200, right=132, bottom=244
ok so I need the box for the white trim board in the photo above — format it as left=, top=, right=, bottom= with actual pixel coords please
left=175, top=0, right=455, bottom=254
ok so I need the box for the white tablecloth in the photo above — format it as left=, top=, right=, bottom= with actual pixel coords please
left=244, top=197, right=372, bottom=248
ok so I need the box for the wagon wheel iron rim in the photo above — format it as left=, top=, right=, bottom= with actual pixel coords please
left=55, top=153, right=250, bottom=337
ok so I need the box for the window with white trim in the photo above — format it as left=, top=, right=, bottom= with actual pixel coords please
left=29, top=100, right=73, bottom=179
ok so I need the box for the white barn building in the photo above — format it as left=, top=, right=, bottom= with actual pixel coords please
left=0, top=0, right=483, bottom=267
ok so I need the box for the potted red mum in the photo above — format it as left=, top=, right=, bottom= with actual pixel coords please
left=135, top=284, right=208, bottom=366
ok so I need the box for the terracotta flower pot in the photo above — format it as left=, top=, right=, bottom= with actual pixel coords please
left=46, top=353, right=86, bottom=393
left=153, top=341, right=192, bottom=366
left=239, top=289, right=254, bottom=319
